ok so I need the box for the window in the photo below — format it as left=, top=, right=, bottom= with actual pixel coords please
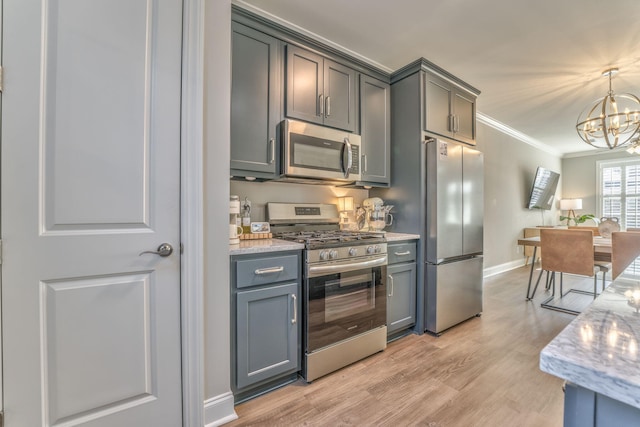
left=597, top=158, right=640, bottom=229
left=598, top=158, right=640, bottom=277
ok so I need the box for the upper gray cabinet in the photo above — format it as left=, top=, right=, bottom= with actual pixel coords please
left=359, top=75, right=390, bottom=186
left=423, top=71, right=477, bottom=145
left=231, top=22, right=282, bottom=179
left=286, top=45, right=357, bottom=133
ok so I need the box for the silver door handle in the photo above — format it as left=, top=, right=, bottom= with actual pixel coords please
left=291, top=294, right=297, bottom=324
left=388, top=274, right=394, bottom=297
left=454, top=115, right=460, bottom=132
left=319, top=94, right=324, bottom=116
left=326, top=96, right=331, bottom=117
left=394, top=251, right=411, bottom=256
left=139, top=243, right=173, bottom=257
left=254, top=266, right=284, bottom=275
left=268, top=138, right=275, bottom=164
left=342, top=137, right=352, bottom=178
left=362, top=154, right=368, bottom=173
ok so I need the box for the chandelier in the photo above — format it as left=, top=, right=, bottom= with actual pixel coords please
left=575, top=68, right=640, bottom=149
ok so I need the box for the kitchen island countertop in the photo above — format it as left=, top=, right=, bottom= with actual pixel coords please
left=540, top=277, right=640, bottom=409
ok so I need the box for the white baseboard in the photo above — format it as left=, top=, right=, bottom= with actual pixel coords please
left=204, top=392, right=237, bottom=427
left=483, top=259, right=526, bottom=278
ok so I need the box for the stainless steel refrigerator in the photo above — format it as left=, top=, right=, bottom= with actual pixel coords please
left=424, top=138, right=483, bottom=334
left=372, top=136, right=483, bottom=335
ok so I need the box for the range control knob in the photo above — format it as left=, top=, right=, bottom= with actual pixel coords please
left=348, top=248, right=357, bottom=256
left=374, top=245, right=381, bottom=253
left=330, top=250, right=339, bottom=259
left=319, top=250, right=328, bottom=261
left=366, top=246, right=374, bottom=254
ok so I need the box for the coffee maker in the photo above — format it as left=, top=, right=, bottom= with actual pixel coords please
left=359, top=197, right=393, bottom=232
left=229, top=195, right=243, bottom=244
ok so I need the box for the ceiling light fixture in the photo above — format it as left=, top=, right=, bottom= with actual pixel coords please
left=576, top=68, right=640, bottom=150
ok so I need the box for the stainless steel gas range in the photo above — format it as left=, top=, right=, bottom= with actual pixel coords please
left=267, top=202, right=387, bottom=382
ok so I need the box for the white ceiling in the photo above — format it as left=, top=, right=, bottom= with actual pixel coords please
left=235, top=0, right=640, bottom=156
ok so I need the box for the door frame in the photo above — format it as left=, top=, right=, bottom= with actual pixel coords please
left=181, top=0, right=205, bottom=425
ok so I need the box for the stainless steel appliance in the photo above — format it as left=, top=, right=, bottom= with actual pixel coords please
left=373, top=137, right=484, bottom=335
left=280, top=119, right=361, bottom=184
left=359, top=197, right=394, bottom=232
left=267, top=202, right=387, bottom=382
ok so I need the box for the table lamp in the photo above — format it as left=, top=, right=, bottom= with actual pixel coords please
left=560, top=199, right=582, bottom=224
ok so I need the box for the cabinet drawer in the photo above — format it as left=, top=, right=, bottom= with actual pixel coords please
left=236, top=254, right=300, bottom=288
left=388, top=242, right=417, bottom=264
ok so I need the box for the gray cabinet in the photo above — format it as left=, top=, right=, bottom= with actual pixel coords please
left=564, top=382, right=640, bottom=427
left=231, top=23, right=281, bottom=179
left=386, top=242, right=417, bottom=337
left=286, top=45, right=357, bottom=132
left=359, top=75, right=391, bottom=186
left=424, top=71, right=477, bottom=145
left=231, top=251, right=301, bottom=400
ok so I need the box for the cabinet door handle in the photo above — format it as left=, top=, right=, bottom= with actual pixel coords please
left=319, top=94, right=324, bottom=117
left=394, top=251, right=411, bottom=256
left=268, top=138, right=275, bottom=164
left=291, top=294, right=297, bottom=324
left=326, top=96, right=331, bottom=117
left=362, top=154, right=368, bottom=173
left=448, top=114, right=454, bottom=132
left=454, top=115, right=460, bottom=133
left=254, top=266, right=284, bottom=275
left=388, top=274, right=394, bottom=297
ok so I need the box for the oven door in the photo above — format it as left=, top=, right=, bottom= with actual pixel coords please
left=305, top=256, right=387, bottom=352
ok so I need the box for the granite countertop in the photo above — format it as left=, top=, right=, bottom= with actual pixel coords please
left=540, top=277, right=640, bottom=409
left=229, top=238, right=305, bottom=256
left=384, top=232, right=420, bottom=242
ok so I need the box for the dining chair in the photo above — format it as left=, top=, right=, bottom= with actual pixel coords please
left=611, top=231, right=640, bottom=280
left=531, top=229, right=610, bottom=314
left=568, top=226, right=600, bottom=236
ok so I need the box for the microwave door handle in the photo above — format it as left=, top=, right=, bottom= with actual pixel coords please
left=342, top=137, right=352, bottom=178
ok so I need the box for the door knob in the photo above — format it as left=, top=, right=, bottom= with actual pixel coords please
left=139, top=243, right=174, bottom=257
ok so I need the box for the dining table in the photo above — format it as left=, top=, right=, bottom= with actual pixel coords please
left=517, top=235, right=612, bottom=300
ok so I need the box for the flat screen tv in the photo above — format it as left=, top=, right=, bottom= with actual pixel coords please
left=527, top=167, right=560, bottom=210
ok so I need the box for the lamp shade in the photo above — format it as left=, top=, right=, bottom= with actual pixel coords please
left=337, top=196, right=354, bottom=211
left=560, top=199, right=583, bottom=210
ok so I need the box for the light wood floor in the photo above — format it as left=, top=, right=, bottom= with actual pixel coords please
left=228, top=264, right=581, bottom=427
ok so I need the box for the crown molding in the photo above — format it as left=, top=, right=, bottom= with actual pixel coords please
left=232, top=0, right=393, bottom=74
left=476, top=112, right=563, bottom=157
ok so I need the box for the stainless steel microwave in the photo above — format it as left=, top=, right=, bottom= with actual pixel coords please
left=281, top=119, right=361, bottom=183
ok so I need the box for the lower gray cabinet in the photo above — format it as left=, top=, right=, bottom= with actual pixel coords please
left=387, top=242, right=417, bottom=337
left=564, top=382, right=640, bottom=427
left=236, top=282, right=299, bottom=389
left=231, top=251, right=301, bottom=400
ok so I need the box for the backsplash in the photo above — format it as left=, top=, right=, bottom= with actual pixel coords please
left=230, top=180, right=369, bottom=223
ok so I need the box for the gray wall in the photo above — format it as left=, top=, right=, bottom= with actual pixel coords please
left=475, top=123, right=562, bottom=270
left=562, top=150, right=634, bottom=218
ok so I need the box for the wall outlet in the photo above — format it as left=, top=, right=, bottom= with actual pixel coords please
left=516, top=246, right=522, bottom=254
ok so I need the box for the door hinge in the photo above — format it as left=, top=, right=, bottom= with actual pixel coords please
left=0, top=66, right=4, bottom=92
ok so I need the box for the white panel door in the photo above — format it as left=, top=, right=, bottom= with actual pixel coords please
left=1, top=0, right=184, bottom=426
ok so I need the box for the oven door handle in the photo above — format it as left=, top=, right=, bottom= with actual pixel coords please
left=307, top=255, right=387, bottom=277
